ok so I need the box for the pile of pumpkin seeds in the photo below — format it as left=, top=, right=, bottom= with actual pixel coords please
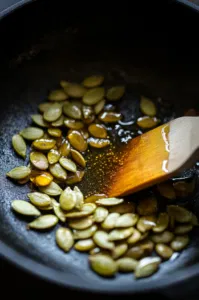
left=6, top=74, right=199, bottom=279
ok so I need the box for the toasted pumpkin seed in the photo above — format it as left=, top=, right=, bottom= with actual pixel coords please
left=88, top=137, right=110, bottom=148
left=155, top=243, right=173, bottom=259
left=94, top=207, right=109, bottom=223
left=66, top=170, right=85, bottom=185
left=73, top=186, right=84, bottom=210
left=59, top=187, right=76, bottom=211
left=65, top=83, right=87, bottom=98
left=170, top=235, right=189, bottom=251
left=49, top=163, right=67, bottom=180
left=47, top=128, right=62, bottom=138
left=6, top=166, right=31, bottom=180
left=167, top=205, right=192, bottom=223
left=44, top=103, right=62, bottom=122
left=109, top=202, right=136, bottom=214
left=33, top=172, right=53, bottom=187
left=88, top=124, right=107, bottom=139
left=127, top=229, right=141, bottom=244
left=126, top=246, right=145, bottom=260
left=73, top=224, right=97, bottom=239
left=82, top=203, right=97, bottom=214
left=140, top=96, right=157, bottom=117
left=83, top=87, right=105, bottom=105
left=112, top=243, right=128, bottom=259
left=59, top=140, right=70, bottom=157
left=11, top=200, right=41, bottom=216
left=89, top=254, right=117, bottom=277
left=174, top=224, right=193, bottom=234
left=137, top=215, right=156, bottom=233
left=28, top=214, right=58, bottom=230
left=28, top=192, right=51, bottom=207
left=151, top=231, right=174, bottom=244
left=33, top=139, right=56, bottom=150
left=51, top=199, right=66, bottom=222
left=47, top=149, right=61, bottom=164
left=70, top=149, right=86, bottom=167
left=106, top=86, right=125, bottom=101
left=137, top=196, right=157, bottom=216
left=82, top=75, right=104, bottom=88
left=115, top=213, right=138, bottom=228
left=31, top=114, right=49, bottom=128
left=153, top=212, right=169, bottom=233
left=64, top=118, right=84, bottom=130
left=39, top=181, right=63, bottom=196
left=137, top=116, right=159, bottom=129
left=94, top=99, right=105, bottom=115
left=56, top=228, right=74, bottom=252
left=102, top=213, right=120, bottom=230
left=68, top=130, right=87, bottom=152
left=75, top=239, right=95, bottom=252
left=30, top=151, right=48, bottom=170
left=63, top=102, right=82, bottom=120
left=96, top=198, right=123, bottom=206
left=38, top=102, right=52, bottom=113
left=99, top=112, right=122, bottom=123
left=85, top=194, right=107, bottom=203
left=117, top=257, right=138, bottom=272
left=157, top=183, right=176, bottom=200
left=48, top=89, right=68, bottom=101
left=59, top=157, right=77, bottom=173
left=93, top=231, right=114, bottom=250
left=12, top=134, right=26, bottom=158
left=80, top=128, right=89, bottom=139
left=135, top=257, right=161, bottom=278
left=69, top=216, right=93, bottom=230
left=20, top=127, right=44, bottom=140
left=109, top=227, right=134, bottom=241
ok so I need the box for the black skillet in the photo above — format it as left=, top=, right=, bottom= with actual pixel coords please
left=1, top=0, right=199, bottom=295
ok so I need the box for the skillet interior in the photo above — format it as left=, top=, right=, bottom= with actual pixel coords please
left=1, top=0, right=199, bottom=293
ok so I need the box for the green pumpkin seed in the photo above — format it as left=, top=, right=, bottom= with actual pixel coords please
left=74, top=239, right=95, bottom=252
left=191, top=213, right=199, bottom=226
left=65, top=83, right=87, bottom=98
left=174, top=224, right=193, bottom=234
left=48, top=89, right=68, bottom=101
left=117, top=257, right=138, bottom=272
left=59, top=140, right=70, bottom=157
left=88, top=137, right=110, bottom=148
left=83, top=87, right=105, bottom=105
left=102, top=212, right=120, bottom=230
left=73, top=186, right=84, bottom=210
left=38, top=202, right=53, bottom=211
left=137, top=196, right=157, bottom=216
left=64, top=118, right=84, bottom=130
left=137, top=116, right=159, bottom=129
left=152, top=212, right=169, bottom=233
left=70, top=149, right=86, bottom=168
left=30, top=151, right=48, bottom=170
left=170, top=235, right=189, bottom=251
left=94, top=207, right=109, bottom=223
left=59, top=187, right=76, bottom=211
left=151, top=231, right=174, bottom=244
left=44, top=103, right=62, bottom=122
left=99, top=112, right=122, bottom=123
left=109, top=227, right=134, bottom=241
left=96, top=198, right=123, bottom=206
left=69, top=216, right=93, bottom=230
left=48, top=128, right=62, bottom=138
left=82, top=105, right=93, bottom=119
left=155, top=243, right=173, bottom=259
left=127, top=229, right=141, bottom=244
left=59, top=157, right=77, bottom=173
left=73, top=224, right=98, bottom=239
left=66, top=170, right=85, bottom=185
left=112, top=243, right=128, bottom=259
left=60, top=80, right=70, bottom=89
left=106, top=86, right=125, bottom=101
left=93, top=231, right=114, bottom=250
left=137, top=215, right=156, bottom=233
left=88, top=124, right=107, bottom=139
left=51, top=199, right=66, bottom=222
left=126, top=246, right=145, bottom=260
left=39, top=181, right=63, bottom=196
left=56, top=228, right=74, bottom=252
left=167, top=205, right=192, bottom=223
left=109, top=202, right=136, bottom=214
left=31, top=114, right=49, bottom=128
left=38, top=102, right=52, bottom=113
left=12, top=134, right=26, bottom=158
left=115, top=213, right=138, bottom=228
left=51, top=115, right=65, bottom=127
left=89, top=254, right=117, bottom=277
left=82, top=203, right=97, bottom=214
left=28, top=192, right=51, bottom=207
left=47, top=149, right=61, bottom=164
left=140, top=96, right=157, bottom=117
left=11, top=200, right=41, bottom=216
left=65, top=211, right=90, bottom=218
left=82, top=75, right=104, bottom=88
left=49, top=163, right=67, bottom=180
left=6, top=166, right=31, bottom=180
left=28, top=214, right=58, bottom=230
left=135, top=257, right=161, bottom=278
left=94, top=99, right=105, bottom=115
left=68, top=130, right=88, bottom=152
left=63, top=102, right=82, bottom=119
left=157, top=182, right=176, bottom=200
left=33, top=139, right=56, bottom=151
left=20, top=127, right=44, bottom=140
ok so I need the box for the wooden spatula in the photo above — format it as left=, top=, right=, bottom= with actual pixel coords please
left=107, top=116, right=199, bottom=197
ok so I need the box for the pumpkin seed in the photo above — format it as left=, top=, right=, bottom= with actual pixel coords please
left=73, top=224, right=98, bottom=239
left=155, top=243, right=173, bottom=259
left=65, top=83, right=87, bottom=98
left=137, top=215, right=156, bottom=233
left=83, top=87, right=105, bottom=105
left=85, top=194, right=107, bottom=203
left=99, top=112, right=122, bottom=123
left=117, top=257, right=138, bottom=272
left=127, top=229, right=141, bottom=244
left=139, top=232, right=149, bottom=241
left=64, top=118, right=84, bottom=130
left=102, top=213, right=120, bottom=230
left=31, top=114, right=49, bottom=128
left=59, top=157, right=77, bottom=173
left=173, top=180, right=195, bottom=197
left=93, top=231, right=114, bottom=250
left=88, top=124, right=107, bottom=139
left=151, top=231, right=174, bottom=244
left=33, top=171, right=53, bottom=187
left=51, top=199, right=66, bottom=222
left=89, top=254, right=117, bottom=277
left=69, top=216, right=93, bottom=230
left=66, top=170, right=85, bottom=185
left=47, top=149, right=61, bottom=164
left=109, top=227, right=134, bottom=241
left=51, top=115, right=64, bottom=127
left=48, top=89, right=68, bottom=101
left=12, top=134, right=26, bottom=158
left=157, top=183, right=176, bottom=200
left=88, top=137, right=110, bottom=148
left=70, top=149, right=86, bottom=168
left=68, top=130, right=88, bottom=152
left=94, top=207, right=109, bottom=223
left=89, top=247, right=101, bottom=255
left=82, top=105, right=93, bottom=119
left=140, top=96, right=157, bottom=117
left=167, top=205, right=192, bottom=223
left=96, top=198, right=123, bottom=206
left=115, top=213, right=138, bottom=228
left=11, top=200, right=41, bottom=216
left=38, top=202, right=53, bottom=211
left=80, top=128, right=89, bottom=139
left=59, top=187, right=76, bottom=211
left=56, top=228, right=74, bottom=252
left=94, top=99, right=105, bottom=115
left=73, top=186, right=84, bottom=210
left=126, top=246, right=145, bottom=260
left=169, top=215, right=175, bottom=231
left=49, top=163, right=67, bottom=180
left=135, top=257, right=161, bottom=278
left=18, top=176, right=30, bottom=185
left=6, top=166, right=31, bottom=180
left=59, top=140, right=70, bottom=157
left=47, top=128, right=62, bottom=138
left=137, top=116, right=159, bottom=129
left=44, top=103, right=62, bottom=122
left=106, top=86, right=125, bottom=101
left=30, top=151, right=48, bottom=170
left=191, top=213, right=199, bottom=226
left=138, top=240, right=154, bottom=253
left=39, top=181, right=63, bottom=196
left=28, top=214, right=58, bottom=230
left=153, top=212, right=169, bottom=233
left=170, top=235, right=189, bottom=251
left=75, top=239, right=95, bottom=252
left=20, top=127, right=44, bottom=140
left=63, top=102, right=82, bottom=120
left=137, top=196, right=157, bottom=216
left=65, top=211, right=91, bottom=218
left=174, top=224, right=193, bottom=234
left=82, top=203, right=97, bottom=214
left=109, top=202, right=136, bottom=214
left=38, top=102, right=52, bottom=113
left=82, top=75, right=104, bottom=88
left=28, top=192, right=51, bottom=207
left=33, top=139, right=56, bottom=150
left=112, top=243, right=128, bottom=259
left=60, top=80, right=70, bottom=89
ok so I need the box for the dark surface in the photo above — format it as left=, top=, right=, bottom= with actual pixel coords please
left=1, top=0, right=199, bottom=296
